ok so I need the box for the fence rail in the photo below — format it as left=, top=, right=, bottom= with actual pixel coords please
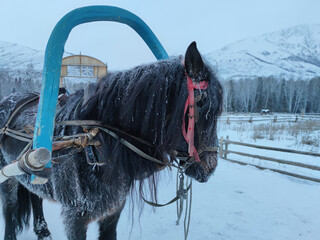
left=219, top=137, right=320, bottom=183
left=219, top=114, right=320, bottom=124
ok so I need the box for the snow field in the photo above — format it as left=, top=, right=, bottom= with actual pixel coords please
left=1, top=159, right=319, bottom=240
left=0, top=114, right=319, bottom=239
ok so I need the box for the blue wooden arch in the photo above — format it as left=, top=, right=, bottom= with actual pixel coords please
left=33, top=6, right=169, bottom=171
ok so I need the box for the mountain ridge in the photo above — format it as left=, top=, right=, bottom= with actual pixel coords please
left=0, top=41, right=44, bottom=72
left=1, top=24, right=320, bottom=80
left=208, top=24, right=320, bottom=80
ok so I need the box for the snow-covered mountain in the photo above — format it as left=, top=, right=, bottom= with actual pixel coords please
left=1, top=24, right=320, bottom=81
left=208, top=24, right=320, bottom=80
left=0, top=41, right=44, bottom=72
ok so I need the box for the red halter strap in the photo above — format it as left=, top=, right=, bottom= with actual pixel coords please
left=182, top=73, right=208, bottom=162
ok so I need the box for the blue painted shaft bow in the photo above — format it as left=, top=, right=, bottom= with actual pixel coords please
left=32, top=5, right=168, bottom=181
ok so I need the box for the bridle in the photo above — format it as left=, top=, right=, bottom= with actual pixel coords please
left=174, top=60, right=219, bottom=168
left=182, top=72, right=208, bottom=163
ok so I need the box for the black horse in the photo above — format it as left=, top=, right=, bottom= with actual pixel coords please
left=0, top=42, right=223, bottom=240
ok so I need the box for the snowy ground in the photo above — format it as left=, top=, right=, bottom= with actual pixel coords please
left=1, top=114, right=320, bottom=240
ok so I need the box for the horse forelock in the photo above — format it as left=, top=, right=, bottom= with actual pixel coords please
left=195, top=63, right=223, bottom=147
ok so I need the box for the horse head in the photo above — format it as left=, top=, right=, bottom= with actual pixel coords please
left=79, top=42, right=222, bottom=184
left=172, top=42, right=222, bottom=182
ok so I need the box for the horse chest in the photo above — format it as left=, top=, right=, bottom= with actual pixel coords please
left=50, top=160, right=130, bottom=215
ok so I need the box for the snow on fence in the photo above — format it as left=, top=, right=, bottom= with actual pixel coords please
left=219, top=136, right=320, bottom=183
left=219, top=114, right=320, bottom=124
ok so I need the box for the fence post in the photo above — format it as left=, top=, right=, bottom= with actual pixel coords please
left=269, top=120, right=274, bottom=140
left=219, top=136, right=224, bottom=159
left=227, top=117, right=230, bottom=124
left=273, top=115, right=277, bottom=123
left=295, top=115, right=298, bottom=123
left=224, top=136, right=229, bottom=159
left=249, top=115, right=253, bottom=123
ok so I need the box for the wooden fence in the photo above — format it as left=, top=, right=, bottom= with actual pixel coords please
left=219, top=136, right=320, bottom=183
left=219, top=114, right=320, bottom=124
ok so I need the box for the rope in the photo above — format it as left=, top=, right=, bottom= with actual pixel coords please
left=176, top=170, right=184, bottom=225
left=174, top=168, right=193, bottom=240
left=184, top=178, right=192, bottom=240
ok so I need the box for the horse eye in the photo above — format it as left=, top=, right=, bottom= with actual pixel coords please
left=197, top=98, right=206, bottom=108
left=195, top=91, right=207, bottom=108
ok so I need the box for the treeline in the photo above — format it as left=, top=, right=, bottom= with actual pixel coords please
left=1, top=68, right=320, bottom=114
left=222, top=77, right=320, bottom=113
left=0, top=67, right=42, bottom=100
left=0, top=66, right=87, bottom=100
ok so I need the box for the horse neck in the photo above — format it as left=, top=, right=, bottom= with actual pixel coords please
left=75, top=59, right=189, bottom=182
left=83, top=58, right=186, bottom=147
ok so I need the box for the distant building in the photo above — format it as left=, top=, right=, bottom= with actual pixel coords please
left=260, top=109, right=270, bottom=115
left=60, top=55, right=107, bottom=92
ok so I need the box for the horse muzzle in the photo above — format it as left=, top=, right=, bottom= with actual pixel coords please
left=185, top=150, right=218, bottom=182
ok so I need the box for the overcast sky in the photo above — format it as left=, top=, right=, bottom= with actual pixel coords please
left=1, top=0, right=320, bottom=70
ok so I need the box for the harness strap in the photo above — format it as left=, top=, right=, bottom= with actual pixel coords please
left=142, top=182, right=192, bottom=207
left=5, top=94, right=39, bottom=128
left=1, top=118, right=175, bottom=168
left=0, top=94, right=39, bottom=140
left=56, top=120, right=153, bottom=147
left=100, top=126, right=166, bottom=166
left=56, top=120, right=172, bottom=167
left=5, top=128, right=32, bottom=141
left=182, top=74, right=208, bottom=162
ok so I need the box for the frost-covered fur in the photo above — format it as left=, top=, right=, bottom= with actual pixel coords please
left=0, top=42, right=223, bottom=240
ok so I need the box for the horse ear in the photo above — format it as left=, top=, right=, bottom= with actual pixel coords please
left=184, top=41, right=204, bottom=77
